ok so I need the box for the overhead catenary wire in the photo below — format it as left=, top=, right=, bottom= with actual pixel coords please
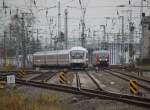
left=62, top=0, right=75, bottom=6
left=0, top=0, right=149, bottom=48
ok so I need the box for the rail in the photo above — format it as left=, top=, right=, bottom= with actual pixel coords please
left=76, top=72, right=81, bottom=90
left=16, top=78, right=150, bottom=108
left=104, top=69, right=150, bottom=91
left=85, top=70, right=103, bottom=91
left=0, top=73, right=150, bottom=108
left=108, top=69, right=150, bottom=84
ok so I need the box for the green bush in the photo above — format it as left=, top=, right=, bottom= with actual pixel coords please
left=136, top=58, right=150, bottom=65
left=0, top=90, right=63, bottom=110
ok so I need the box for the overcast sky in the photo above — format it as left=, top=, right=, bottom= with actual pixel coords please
left=0, top=0, right=150, bottom=43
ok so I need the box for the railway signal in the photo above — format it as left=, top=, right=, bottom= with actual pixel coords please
left=129, top=80, right=138, bottom=95
left=59, top=72, right=67, bottom=84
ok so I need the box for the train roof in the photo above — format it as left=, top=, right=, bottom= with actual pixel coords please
left=33, top=46, right=88, bottom=56
left=93, top=50, right=110, bottom=54
left=33, top=49, right=70, bottom=56
left=70, top=46, right=88, bottom=52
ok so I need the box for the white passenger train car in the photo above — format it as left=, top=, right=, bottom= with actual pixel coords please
left=70, top=46, right=88, bottom=67
left=33, top=46, right=88, bottom=68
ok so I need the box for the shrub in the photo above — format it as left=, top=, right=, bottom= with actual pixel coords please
left=136, top=58, right=150, bottom=65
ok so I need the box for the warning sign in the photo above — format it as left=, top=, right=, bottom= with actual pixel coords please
left=59, top=72, right=67, bottom=84
left=129, top=80, right=138, bottom=95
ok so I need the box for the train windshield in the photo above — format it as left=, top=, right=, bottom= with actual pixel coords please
left=70, top=50, right=84, bottom=59
left=99, top=53, right=109, bottom=58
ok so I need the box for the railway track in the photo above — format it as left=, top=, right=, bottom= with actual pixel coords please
left=109, top=69, right=150, bottom=83
left=75, top=72, right=81, bottom=90
left=1, top=70, right=150, bottom=108
left=104, top=69, right=150, bottom=92
left=14, top=78, right=150, bottom=108
left=30, top=72, right=56, bottom=82
left=85, top=71, right=103, bottom=91
left=74, top=70, right=100, bottom=90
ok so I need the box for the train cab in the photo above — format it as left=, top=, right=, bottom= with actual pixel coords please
left=92, top=50, right=110, bottom=67
left=69, top=46, right=88, bottom=68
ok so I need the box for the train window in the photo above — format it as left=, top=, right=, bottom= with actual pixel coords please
left=59, top=54, right=68, bottom=59
left=70, top=50, right=84, bottom=59
left=99, top=53, right=108, bottom=58
left=47, top=55, right=55, bottom=59
left=35, top=56, right=42, bottom=59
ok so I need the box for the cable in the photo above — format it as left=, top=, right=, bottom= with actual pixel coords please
left=38, top=6, right=56, bottom=12
left=33, top=0, right=37, bottom=8
left=62, top=0, right=75, bottom=5
left=23, top=0, right=33, bottom=14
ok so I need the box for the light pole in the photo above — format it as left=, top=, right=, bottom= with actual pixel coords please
left=57, top=0, right=61, bottom=50
left=100, top=25, right=106, bottom=50
left=140, top=0, right=144, bottom=58
left=21, top=13, right=26, bottom=68
left=81, top=8, right=86, bottom=48
left=3, top=31, right=7, bottom=66
left=64, top=9, right=68, bottom=49
left=128, top=3, right=135, bottom=65
left=119, top=16, right=125, bottom=65
left=79, top=0, right=87, bottom=47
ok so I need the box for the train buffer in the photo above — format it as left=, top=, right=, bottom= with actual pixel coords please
left=129, top=80, right=138, bottom=95
left=59, top=72, right=67, bottom=84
